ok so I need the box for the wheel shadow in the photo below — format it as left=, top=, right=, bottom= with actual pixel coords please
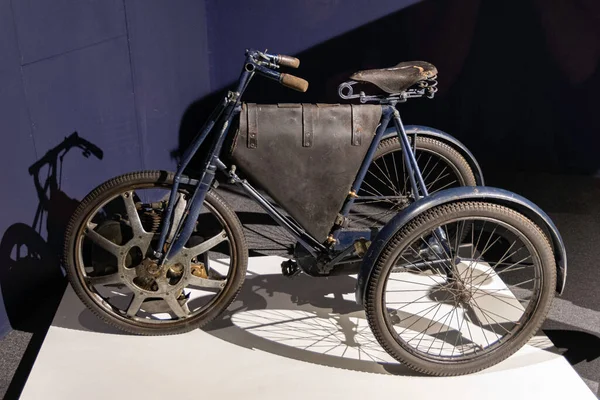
left=203, top=270, right=415, bottom=376
left=0, top=132, right=103, bottom=400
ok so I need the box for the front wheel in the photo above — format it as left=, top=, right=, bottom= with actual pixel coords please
left=364, top=201, right=556, bottom=375
left=63, top=171, right=248, bottom=335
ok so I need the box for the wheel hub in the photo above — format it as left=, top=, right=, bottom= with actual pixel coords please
left=451, top=280, right=473, bottom=305
left=140, top=258, right=162, bottom=277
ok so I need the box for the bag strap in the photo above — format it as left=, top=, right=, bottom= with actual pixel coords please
left=351, top=105, right=361, bottom=146
left=302, top=104, right=315, bottom=147
left=247, top=103, right=258, bottom=149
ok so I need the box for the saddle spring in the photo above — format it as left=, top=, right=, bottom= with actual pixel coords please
left=338, top=77, right=438, bottom=104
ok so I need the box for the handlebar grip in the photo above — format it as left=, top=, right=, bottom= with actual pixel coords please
left=277, top=55, right=300, bottom=69
left=280, top=73, right=309, bottom=92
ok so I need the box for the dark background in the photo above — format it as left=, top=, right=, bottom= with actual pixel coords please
left=1, top=0, right=599, bottom=342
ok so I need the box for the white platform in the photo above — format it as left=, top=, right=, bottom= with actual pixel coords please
left=21, top=256, right=596, bottom=399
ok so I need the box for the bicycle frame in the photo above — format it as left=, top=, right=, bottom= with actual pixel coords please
left=153, top=50, right=430, bottom=266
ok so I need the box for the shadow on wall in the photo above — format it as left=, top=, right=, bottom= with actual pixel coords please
left=174, top=0, right=600, bottom=177
left=0, top=132, right=103, bottom=333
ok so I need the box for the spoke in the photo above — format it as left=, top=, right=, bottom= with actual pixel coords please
left=468, top=300, right=509, bottom=339
left=472, top=279, right=537, bottom=299
left=187, top=230, right=228, bottom=257
left=366, top=169, right=399, bottom=196
left=381, top=154, right=400, bottom=195
left=469, top=302, right=522, bottom=325
left=425, top=167, right=450, bottom=191
left=85, top=227, right=122, bottom=256
left=397, top=302, right=443, bottom=337
left=422, top=159, right=441, bottom=183
left=86, top=273, right=122, bottom=286
left=122, top=192, right=145, bottom=236
left=389, top=290, right=440, bottom=313
left=493, top=255, right=532, bottom=276
left=441, top=307, right=459, bottom=356
left=412, top=303, right=444, bottom=349
left=164, top=294, right=191, bottom=318
left=428, top=179, right=458, bottom=195
left=452, top=305, right=469, bottom=356
left=455, top=220, right=465, bottom=256
left=465, top=227, right=502, bottom=284
left=391, top=152, right=401, bottom=196
left=188, top=274, right=226, bottom=289
left=360, top=180, right=388, bottom=199
left=426, top=306, right=455, bottom=354
left=473, top=289, right=530, bottom=313
left=354, top=188, right=397, bottom=204
left=418, top=154, right=433, bottom=184
left=127, top=294, right=144, bottom=317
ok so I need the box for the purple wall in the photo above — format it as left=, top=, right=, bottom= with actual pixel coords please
left=0, top=0, right=421, bottom=338
left=4, top=0, right=598, bottom=337
left=0, top=0, right=211, bottom=337
left=205, top=0, right=420, bottom=89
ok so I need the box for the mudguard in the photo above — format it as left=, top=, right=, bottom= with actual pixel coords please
left=355, top=186, right=567, bottom=306
left=384, top=125, right=485, bottom=186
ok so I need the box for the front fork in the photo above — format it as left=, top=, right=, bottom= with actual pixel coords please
left=393, top=110, right=455, bottom=278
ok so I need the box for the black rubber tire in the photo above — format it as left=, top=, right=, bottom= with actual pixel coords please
left=364, top=201, right=556, bottom=376
left=374, top=136, right=477, bottom=189
left=63, top=170, right=248, bottom=335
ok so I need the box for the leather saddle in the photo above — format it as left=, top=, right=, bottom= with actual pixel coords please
left=350, top=61, right=437, bottom=94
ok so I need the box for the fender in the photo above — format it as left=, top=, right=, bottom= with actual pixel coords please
left=355, top=186, right=567, bottom=306
left=384, top=125, right=485, bottom=186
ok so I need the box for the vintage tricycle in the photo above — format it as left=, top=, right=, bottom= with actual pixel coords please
left=63, top=49, right=566, bottom=376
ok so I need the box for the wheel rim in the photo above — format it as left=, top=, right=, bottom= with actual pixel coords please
left=349, top=147, right=466, bottom=229
left=381, top=216, right=543, bottom=361
left=74, top=183, right=237, bottom=326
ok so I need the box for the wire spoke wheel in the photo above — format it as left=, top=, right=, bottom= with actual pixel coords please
left=349, top=137, right=477, bottom=230
left=364, top=202, right=556, bottom=375
left=64, top=171, right=248, bottom=335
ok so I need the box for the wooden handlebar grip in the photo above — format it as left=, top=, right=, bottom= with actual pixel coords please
left=277, top=55, right=300, bottom=68
left=280, top=73, right=309, bottom=92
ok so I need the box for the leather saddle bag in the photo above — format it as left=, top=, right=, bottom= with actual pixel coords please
left=229, top=103, right=382, bottom=242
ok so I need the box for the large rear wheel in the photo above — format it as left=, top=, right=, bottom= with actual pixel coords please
left=364, top=201, right=556, bottom=375
left=349, top=136, right=477, bottom=229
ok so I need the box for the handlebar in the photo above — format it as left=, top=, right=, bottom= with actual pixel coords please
left=280, top=73, right=309, bottom=92
left=246, top=49, right=309, bottom=92
left=274, top=54, right=300, bottom=69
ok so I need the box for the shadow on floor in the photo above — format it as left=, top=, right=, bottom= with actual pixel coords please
left=0, top=133, right=103, bottom=400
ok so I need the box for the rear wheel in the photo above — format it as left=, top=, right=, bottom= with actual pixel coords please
left=63, top=171, right=248, bottom=335
left=364, top=201, right=556, bottom=375
left=349, top=136, right=477, bottom=229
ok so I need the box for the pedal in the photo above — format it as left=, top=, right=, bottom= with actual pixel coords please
left=281, top=259, right=301, bottom=278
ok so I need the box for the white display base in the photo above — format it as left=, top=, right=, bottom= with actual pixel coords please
left=21, top=256, right=596, bottom=399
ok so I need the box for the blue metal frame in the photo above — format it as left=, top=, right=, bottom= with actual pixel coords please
left=153, top=49, right=439, bottom=264
left=152, top=49, right=564, bottom=303
left=354, top=186, right=568, bottom=305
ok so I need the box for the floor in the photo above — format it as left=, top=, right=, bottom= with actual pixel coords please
left=1, top=171, right=600, bottom=398
left=18, top=256, right=597, bottom=399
